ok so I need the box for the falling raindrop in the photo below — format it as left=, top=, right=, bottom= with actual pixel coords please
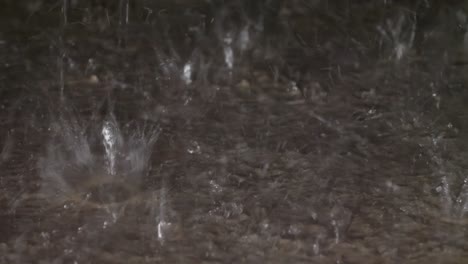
left=62, top=0, right=68, bottom=26
left=58, top=0, right=68, bottom=99
left=313, top=238, right=320, bottom=255
left=0, top=133, right=13, bottom=163
left=239, top=26, right=250, bottom=51
left=125, top=0, right=129, bottom=25
left=156, top=175, right=173, bottom=244
left=182, top=62, right=193, bottom=85
left=119, top=0, right=130, bottom=25
left=223, top=33, right=234, bottom=70
left=331, top=219, right=340, bottom=244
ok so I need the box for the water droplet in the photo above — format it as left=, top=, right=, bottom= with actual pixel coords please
left=224, top=46, right=234, bottom=70
left=223, top=202, right=243, bottom=218
left=183, top=95, right=192, bottom=106
left=102, top=117, right=121, bottom=175
left=332, top=220, right=340, bottom=244
left=395, top=43, right=406, bottom=60
left=209, top=180, right=223, bottom=194
left=157, top=221, right=172, bottom=243
left=187, top=141, right=201, bottom=154
left=40, top=232, right=50, bottom=240
left=239, top=26, right=250, bottom=51
left=223, top=33, right=234, bottom=70
left=313, top=239, right=320, bottom=255
left=310, top=211, right=318, bottom=220
left=260, top=220, right=269, bottom=231
left=287, top=82, right=301, bottom=96
left=182, top=62, right=192, bottom=85
left=288, top=224, right=301, bottom=236
left=386, top=180, right=400, bottom=192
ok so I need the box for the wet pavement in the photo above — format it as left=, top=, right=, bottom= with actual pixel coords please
left=2, top=0, right=468, bottom=263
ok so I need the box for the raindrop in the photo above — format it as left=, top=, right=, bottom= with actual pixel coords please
left=394, top=43, right=406, bottom=61
left=0, top=133, right=13, bottom=163
left=102, top=117, right=121, bottom=175
left=183, top=94, right=192, bottom=106
left=313, top=238, right=320, bottom=255
left=85, top=58, right=96, bottom=74
left=182, top=62, right=193, bottom=85
left=386, top=180, right=400, bottom=192
left=209, top=180, right=223, bottom=194
left=40, top=232, right=49, bottom=238
left=260, top=220, right=269, bottom=231
left=239, top=26, right=250, bottom=51
left=455, top=177, right=468, bottom=218
left=62, top=0, right=68, bottom=26
left=287, top=81, right=301, bottom=96
left=287, top=224, right=301, bottom=236
left=332, top=220, right=340, bottom=244
left=224, top=47, right=234, bottom=70
left=187, top=141, right=201, bottom=154
left=223, top=33, right=234, bottom=70
left=157, top=221, right=172, bottom=243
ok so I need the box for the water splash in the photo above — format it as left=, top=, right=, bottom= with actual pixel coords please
left=182, top=62, right=193, bottom=85
left=148, top=168, right=172, bottom=244
left=223, top=33, right=234, bottom=70
left=438, top=175, right=453, bottom=216
left=187, top=140, right=201, bottom=154
left=454, top=177, right=468, bottom=218
left=377, top=11, right=416, bottom=61
left=144, top=7, right=153, bottom=23
left=36, top=101, right=161, bottom=232
left=435, top=173, right=468, bottom=219
left=38, top=108, right=94, bottom=200
left=429, top=131, right=468, bottom=220
left=157, top=184, right=169, bottom=243
left=101, top=114, right=122, bottom=176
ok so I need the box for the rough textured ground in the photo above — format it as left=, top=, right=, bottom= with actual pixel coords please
left=2, top=0, right=468, bottom=263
